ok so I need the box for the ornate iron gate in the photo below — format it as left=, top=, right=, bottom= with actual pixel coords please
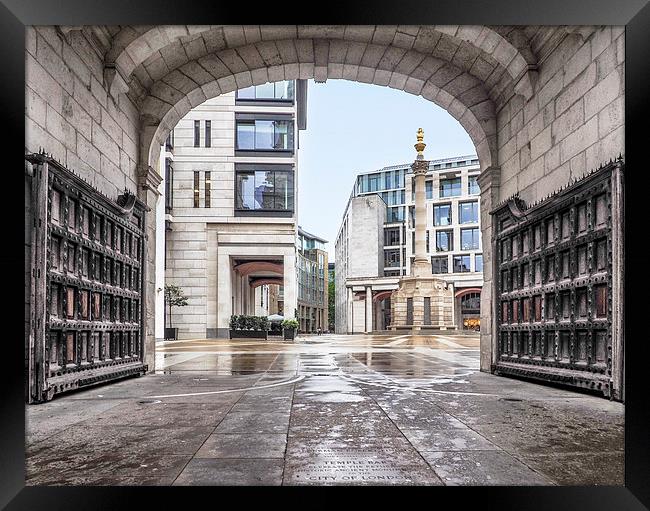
left=492, top=159, right=624, bottom=400
left=27, top=153, right=148, bottom=403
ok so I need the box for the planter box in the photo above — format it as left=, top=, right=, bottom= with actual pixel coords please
left=230, top=329, right=268, bottom=340
left=283, top=328, right=296, bottom=340
left=165, top=327, right=178, bottom=340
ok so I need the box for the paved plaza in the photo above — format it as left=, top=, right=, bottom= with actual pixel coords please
left=25, top=333, right=624, bottom=486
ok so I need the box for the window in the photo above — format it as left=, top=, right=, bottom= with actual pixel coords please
left=205, top=172, right=211, bottom=208
left=459, top=201, right=479, bottom=224
left=193, top=172, right=200, bottom=208
left=384, top=227, right=400, bottom=246
left=235, top=170, right=294, bottom=211
left=440, top=177, right=461, bottom=197
left=236, top=81, right=295, bottom=101
left=436, top=230, right=453, bottom=252
left=425, top=181, right=433, bottom=199
left=461, top=228, right=480, bottom=250
left=431, top=256, right=448, bottom=274
left=468, top=175, right=480, bottom=194
left=368, top=174, right=380, bottom=192
left=434, top=204, right=452, bottom=226
left=194, top=120, right=200, bottom=147
left=384, top=249, right=401, bottom=268
left=236, top=119, right=294, bottom=151
left=204, top=120, right=211, bottom=148
left=387, top=206, right=404, bottom=222
left=165, top=158, right=173, bottom=213
left=426, top=231, right=430, bottom=253
left=475, top=254, right=483, bottom=272
left=454, top=255, right=471, bottom=273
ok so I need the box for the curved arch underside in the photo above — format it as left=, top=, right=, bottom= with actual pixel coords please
left=88, top=25, right=548, bottom=174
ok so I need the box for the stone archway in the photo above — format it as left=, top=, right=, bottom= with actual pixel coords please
left=123, top=26, right=537, bottom=374
left=26, top=24, right=624, bottom=379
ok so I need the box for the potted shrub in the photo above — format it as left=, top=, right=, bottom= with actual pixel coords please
left=229, top=314, right=269, bottom=340
left=282, top=319, right=299, bottom=340
left=164, top=284, right=188, bottom=340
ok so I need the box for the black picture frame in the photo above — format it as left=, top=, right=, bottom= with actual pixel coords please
left=4, top=0, right=650, bottom=508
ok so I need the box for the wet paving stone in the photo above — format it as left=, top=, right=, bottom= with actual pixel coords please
left=195, top=433, right=287, bottom=459
left=520, top=452, right=624, bottom=486
left=420, top=450, right=555, bottom=486
left=215, top=412, right=290, bottom=434
left=230, top=394, right=293, bottom=413
left=28, top=424, right=214, bottom=458
left=399, top=427, right=498, bottom=451
left=173, top=459, right=284, bottom=486
left=80, top=401, right=232, bottom=427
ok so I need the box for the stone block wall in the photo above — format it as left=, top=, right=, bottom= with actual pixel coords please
left=497, top=27, right=625, bottom=203
left=25, top=27, right=140, bottom=199
left=165, top=222, right=208, bottom=339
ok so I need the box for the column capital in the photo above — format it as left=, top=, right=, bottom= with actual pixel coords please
left=411, top=159, right=429, bottom=176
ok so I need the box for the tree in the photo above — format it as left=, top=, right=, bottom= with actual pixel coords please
left=164, top=284, right=189, bottom=330
left=328, top=278, right=335, bottom=331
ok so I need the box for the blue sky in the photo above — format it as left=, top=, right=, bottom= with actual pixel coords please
left=297, top=79, right=476, bottom=261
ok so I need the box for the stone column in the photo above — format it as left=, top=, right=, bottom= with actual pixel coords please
left=365, top=286, right=373, bottom=333
left=283, top=253, right=297, bottom=320
left=411, top=130, right=432, bottom=278
left=137, top=164, right=162, bottom=372
left=477, top=166, right=501, bottom=373
left=347, top=287, right=353, bottom=334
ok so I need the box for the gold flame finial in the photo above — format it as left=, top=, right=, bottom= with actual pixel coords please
left=414, top=127, right=426, bottom=156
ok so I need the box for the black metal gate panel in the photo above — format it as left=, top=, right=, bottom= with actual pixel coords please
left=27, top=153, right=148, bottom=403
left=491, top=159, right=624, bottom=400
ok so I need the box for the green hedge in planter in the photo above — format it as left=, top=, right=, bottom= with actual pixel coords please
left=229, top=315, right=269, bottom=331
left=281, top=319, right=299, bottom=329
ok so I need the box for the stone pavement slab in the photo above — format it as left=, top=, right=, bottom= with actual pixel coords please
left=173, top=459, right=284, bottom=486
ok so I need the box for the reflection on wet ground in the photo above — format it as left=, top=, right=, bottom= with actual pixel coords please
left=26, top=333, right=624, bottom=486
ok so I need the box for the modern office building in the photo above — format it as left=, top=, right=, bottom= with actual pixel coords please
left=297, top=227, right=328, bottom=333
left=335, top=154, right=483, bottom=333
left=161, top=80, right=308, bottom=339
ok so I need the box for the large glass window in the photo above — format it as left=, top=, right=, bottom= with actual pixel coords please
left=454, top=255, right=471, bottom=273
left=235, top=170, right=294, bottom=211
left=236, top=81, right=295, bottom=101
left=461, top=228, right=480, bottom=250
left=368, top=174, right=380, bottom=192
left=431, top=256, right=448, bottom=274
left=440, top=177, right=462, bottom=197
left=386, top=206, right=404, bottom=223
left=236, top=119, right=294, bottom=151
left=459, top=201, right=479, bottom=224
left=426, top=181, right=433, bottom=199
left=384, top=227, right=401, bottom=246
left=434, top=204, right=452, bottom=226
left=436, top=230, right=453, bottom=252
left=384, top=249, right=401, bottom=268
left=468, top=175, right=480, bottom=194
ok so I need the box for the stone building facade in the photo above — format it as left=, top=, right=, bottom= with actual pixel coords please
left=24, top=25, right=624, bottom=394
left=161, top=81, right=307, bottom=339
